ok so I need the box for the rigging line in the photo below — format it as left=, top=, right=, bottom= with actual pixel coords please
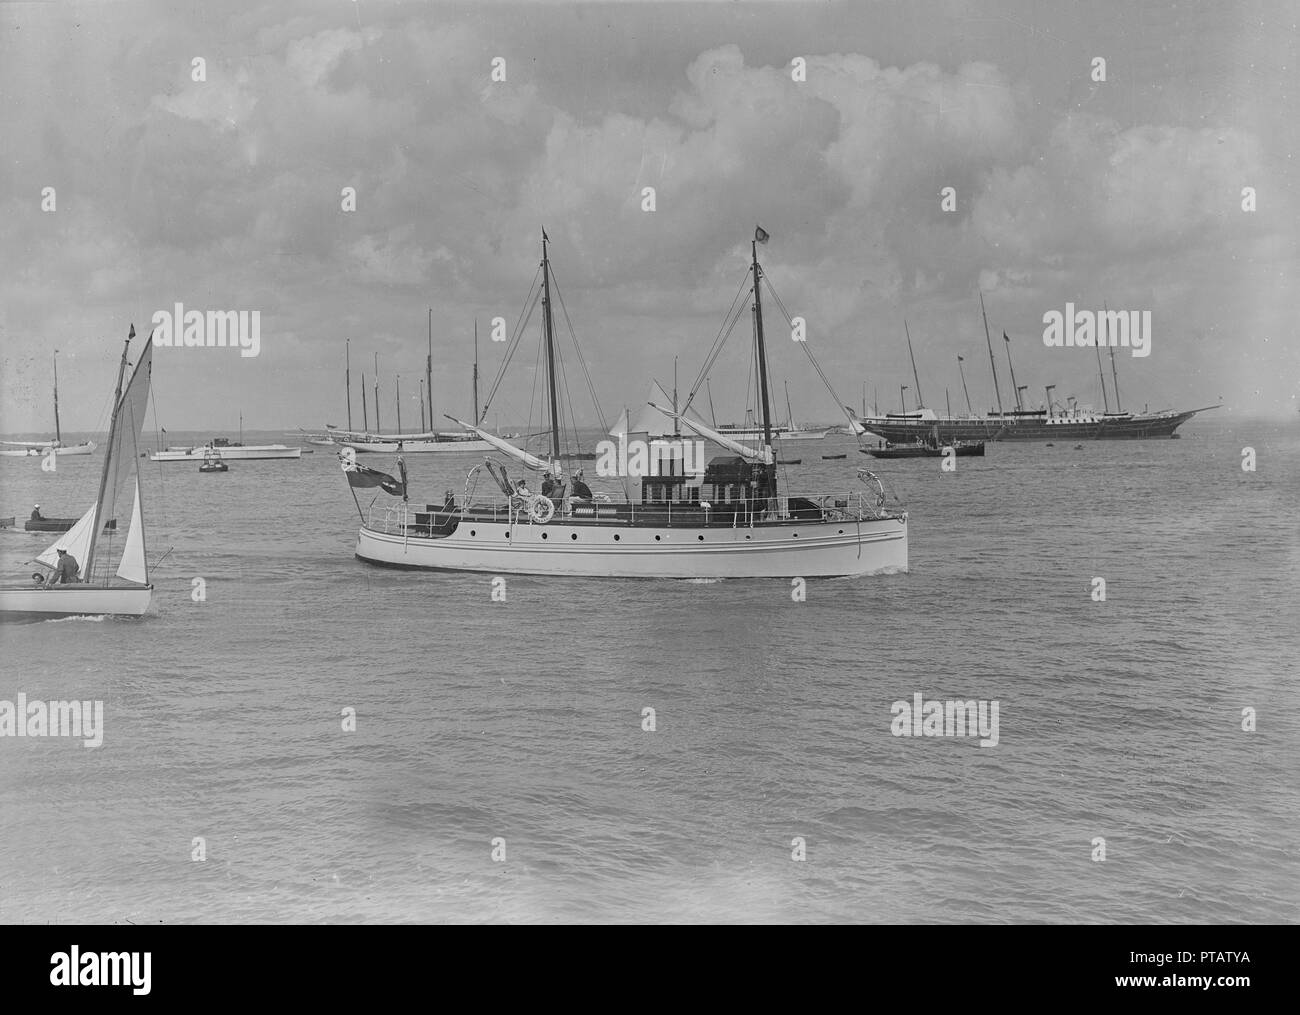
left=762, top=275, right=858, bottom=433
left=482, top=278, right=538, bottom=414
left=688, top=298, right=749, bottom=415
left=553, top=336, right=581, bottom=455
left=525, top=327, right=543, bottom=456
left=148, top=380, right=167, bottom=514
left=547, top=263, right=610, bottom=434
left=481, top=266, right=543, bottom=414
left=684, top=270, right=752, bottom=410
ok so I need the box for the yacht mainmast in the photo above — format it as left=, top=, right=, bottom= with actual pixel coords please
left=540, top=229, right=561, bottom=462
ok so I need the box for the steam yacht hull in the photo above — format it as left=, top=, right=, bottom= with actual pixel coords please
left=355, top=513, right=908, bottom=578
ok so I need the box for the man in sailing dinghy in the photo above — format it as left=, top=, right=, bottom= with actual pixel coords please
left=49, top=547, right=80, bottom=586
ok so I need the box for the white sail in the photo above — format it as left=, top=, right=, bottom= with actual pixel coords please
left=88, top=339, right=152, bottom=577
left=36, top=503, right=97, bottom=571
left=647, top=403, right=775, bottom=464
left=115, top=480, right=147, bottom=584
left=608, top=408, right=630, bottom=438
left=443, top=416, right=561, bottom=476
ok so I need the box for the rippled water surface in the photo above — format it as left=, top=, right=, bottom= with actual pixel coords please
left=1, top=421, right=1296, bottom=923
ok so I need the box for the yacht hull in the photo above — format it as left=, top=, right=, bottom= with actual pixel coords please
left=355, top=515, right=907, bottom=578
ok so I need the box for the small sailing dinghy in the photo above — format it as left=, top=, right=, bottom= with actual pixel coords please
left=0, top=326, right=154, bottom=619
left=343, top=229, right=908, bottom=579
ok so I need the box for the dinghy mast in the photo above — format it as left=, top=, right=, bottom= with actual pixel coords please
left=84, top=326, right=133, bottom=579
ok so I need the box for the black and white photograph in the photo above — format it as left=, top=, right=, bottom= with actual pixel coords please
left=0, top=0, right=1295, bottom=962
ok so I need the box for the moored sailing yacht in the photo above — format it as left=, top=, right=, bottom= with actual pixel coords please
left=0, top=352, right=97, bottom=457
left=344, top=229, right=908, bottom=579
left=0, top=326, right=154, bottom=619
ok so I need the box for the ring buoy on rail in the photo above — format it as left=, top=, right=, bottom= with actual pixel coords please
left=527, top=494, right=555, bottom=524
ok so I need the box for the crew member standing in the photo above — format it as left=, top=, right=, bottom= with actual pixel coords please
left=50, top=547, right=80, bottom=585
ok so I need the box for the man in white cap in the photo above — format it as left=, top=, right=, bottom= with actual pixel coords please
left=30, top=504, right=42, bottom=521
left=50, top=546, right=80, bottom=585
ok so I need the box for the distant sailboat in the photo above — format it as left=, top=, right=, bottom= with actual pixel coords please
left=0, top=326, right=153, bottom=619
left=0, top=351, right=97, bottom=457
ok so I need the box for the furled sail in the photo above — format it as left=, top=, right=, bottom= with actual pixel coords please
left=443, top=416, right=561, bottom=476
left=647, top=403, right=775, bottom=464
left=115, top=480, right=147, bottom=584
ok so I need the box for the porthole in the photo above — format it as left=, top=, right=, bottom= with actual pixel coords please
left=613, top=534, right=620, bottom=541
left=698, top=535, right=704, bottom=541
left=570, top=533, right=577, bottom=540
left=541, top=532, right=548, bottom=539
left=504, top=531, right=510, bottom=538
left=655, top=535, right=661, bottom=541
left=469, top=530, right=476, bottom=536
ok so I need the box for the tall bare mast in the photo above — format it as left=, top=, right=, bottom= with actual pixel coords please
left=52, top=350, right=62, bottom=444
left=373, top=353, right=381, bottom=434
left=1095, top=341, right=1110, bottom=413
left=1105, top=302, right=1122, bottom=412
left=980, top=292, right=1003, bottom=416
left=540, top=229, right=561, bottom=461
left=427, top=309, right=434, bottom=432
left=958, top=355, right=973, bottom=415
left=345, top=339, right=353, bottom=431
left=361, top=372, right=369, bottom=432
left=751, top=236, right=774, bottom=451
left=472, top=320, right=480, bottom=426
left=904, top=320, right=923, bottom=408
left=1004, top=331, right=1022, bottom=411
left=85, top=325, right=134, bottom=580
left=419, top=378, right=425, bottom=433
left=396, top=374, right=402, bottom=434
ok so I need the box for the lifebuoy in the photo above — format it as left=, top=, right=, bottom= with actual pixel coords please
left=528, top=495, right=554, bottom=523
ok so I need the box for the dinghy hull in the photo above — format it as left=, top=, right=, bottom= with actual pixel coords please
left=0, top=585, right=152, bottom=619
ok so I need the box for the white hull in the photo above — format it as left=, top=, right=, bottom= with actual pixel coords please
left=774, top=429, right=831, bottom=441
left=343, top=438, right=497, bottom=454
left=150, top=445, right=301, bottom=461
left=0, top=584, right=152, bottom=619
left=355, top=514, right=907, bottom=578
left=0, top=441, right=96, bottom=457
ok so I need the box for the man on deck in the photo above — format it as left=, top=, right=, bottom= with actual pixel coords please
left=50, top=547, right=80, bottom=585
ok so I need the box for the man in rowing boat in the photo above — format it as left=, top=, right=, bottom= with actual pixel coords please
left=49, top=547, right=81, bottom=585
left=30, top=504, right=42, bottom=521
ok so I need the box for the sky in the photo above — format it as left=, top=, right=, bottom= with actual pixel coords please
left=1, top=0, right=1296, bottom=435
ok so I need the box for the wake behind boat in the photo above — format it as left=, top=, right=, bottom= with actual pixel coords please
left=0, top=325, right=154, bottom=620
left=343, top=228, right=908, bottom=579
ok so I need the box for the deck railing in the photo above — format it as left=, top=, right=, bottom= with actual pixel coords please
left=363, top=488, right=903, bottom=536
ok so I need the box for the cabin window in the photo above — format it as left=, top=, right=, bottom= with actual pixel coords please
left=469, top=530, right=476, bottom=536
left=698, top=535, right=705, bottom=541
left=570, top=532, right=577, bottom=540
left=541, top=532, right=548, bottom=539
left=655, top=535, right=661, bottom=541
